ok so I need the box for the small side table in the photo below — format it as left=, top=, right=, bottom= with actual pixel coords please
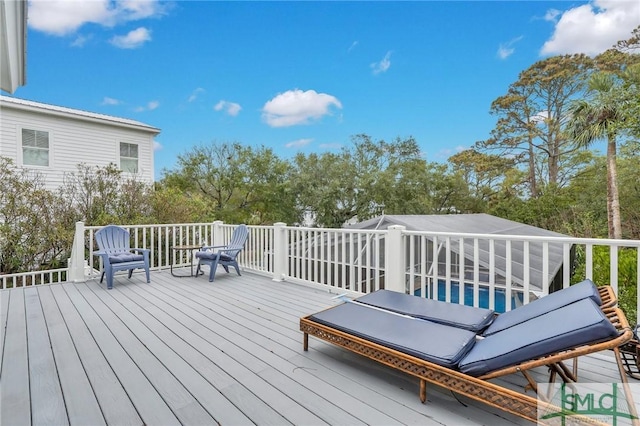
left=170, top=245, right=203, bottom=277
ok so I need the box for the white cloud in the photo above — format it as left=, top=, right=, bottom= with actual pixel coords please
left=370, top=51, right=392, bottom=75
left=541, top=0, right=640, bottom=56
left=348, top=41, right=359, bottom=53
left=101, top=96, right=121, bottom=105
left=188, top=88, right=205, bottom=102
left=214, top=100, right=242, bottom=116
left=134, top=100, right=159, bottom=112
left=544, top=9, right=562, bottom=22
left=110, top=27, right=152, bottom=49
left=262, top=89, right=343, bottom=127
left=153, top=140, right=162, bottom=151
left=28, top=0, right=167, bottom=36
left=497, top=36, right=523, bottom=60
left=70, top=33, right=92, bottom=47
left=530, top=110, right=549, bottom=123
left=285, top=138, right=313, bottom=148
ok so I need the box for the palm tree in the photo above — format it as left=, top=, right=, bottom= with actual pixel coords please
left=567, top=72, right=625, bottom=238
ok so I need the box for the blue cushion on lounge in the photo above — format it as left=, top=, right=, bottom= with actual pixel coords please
left=459, top=298, right=618, bottom=376
left=482, top=279, right=601, bottom=336
left=309, top=302, right=477, bottom=368
left=108, top=253, right=144, bottom=263
left=195, top=251, right=233, bottom=261
left=356, top=290, right=495, bottom=332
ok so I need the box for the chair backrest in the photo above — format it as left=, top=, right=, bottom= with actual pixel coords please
left=95, top=225, right=132, bottom=254
left=224, top=224, right=249, bottom=258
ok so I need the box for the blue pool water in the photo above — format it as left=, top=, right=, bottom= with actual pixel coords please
left=413, top=281, right=517, bottom=313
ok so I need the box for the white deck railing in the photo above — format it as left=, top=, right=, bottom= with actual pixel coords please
left=2, top=221, right=639, bottom=319
left=0, top=268, right=68, bottom=289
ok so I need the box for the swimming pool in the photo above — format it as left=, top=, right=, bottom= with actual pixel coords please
left=413, top=280, right=521, bottom=313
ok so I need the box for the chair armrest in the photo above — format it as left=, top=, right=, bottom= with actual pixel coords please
left=131, top=248, right=151, bottom=254
left=199, top=245, right=228, bottom=251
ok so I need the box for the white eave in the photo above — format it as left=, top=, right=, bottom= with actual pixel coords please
left=0, top=95, right=161, bottom=135
left=0, top=0, right=27, bottom=94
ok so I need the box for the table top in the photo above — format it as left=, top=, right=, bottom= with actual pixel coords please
left=172, top=244, right=203, bottom=250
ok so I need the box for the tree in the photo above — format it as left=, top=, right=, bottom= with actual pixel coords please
left=617, top=142, right=640, bottom=239
left=565, top=144, right=640, bottom=239
left=614, top=25, right=640, bottom=53
left=567, top=72, right=626, bottom=238
left=448, top=149, right=516, bottom=209
left=349, top=134, right=436, bottom=217
left=565, top=27, right=640, bottom=238
left=479, top=55, right=595, bottom=195
left=0, top=157, right=71, bottom=274
left=290, top=135, right=458, bottom=227
left=619, top=63, right=640, bottom=138
left=291, top=151, right=358, bottom=227
left=162, top=142, right=299, bottom=225
left=57, top=163, right=153, bottom=225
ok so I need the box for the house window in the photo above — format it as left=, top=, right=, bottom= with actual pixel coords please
left=22, top=129, right=49, bottom=166
left=120, top=142, right=138, bottom=173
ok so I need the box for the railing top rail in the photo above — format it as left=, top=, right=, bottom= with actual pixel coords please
left=84, top=222, right=223, bottom=231
left=402, top=229, right=640, bottom=247
left=1, top=267, right=68, bottom=278
left=284, top=225, right=387, bottom=235
left=81, top=222, right=640, bottom=247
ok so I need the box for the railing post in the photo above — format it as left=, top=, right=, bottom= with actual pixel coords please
left=385, top=225, right=406, bottom=293
left=212, top=220, right=224, bottom=247
left=68, top=221, right=87, bottom=282
left=272, top=222, right=287, bottom=282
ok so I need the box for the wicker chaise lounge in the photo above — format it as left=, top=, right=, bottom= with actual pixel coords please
left=300, top=282, right=635, bottom=424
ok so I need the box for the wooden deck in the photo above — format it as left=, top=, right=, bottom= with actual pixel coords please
left=1, top=269, right=637, bottom=425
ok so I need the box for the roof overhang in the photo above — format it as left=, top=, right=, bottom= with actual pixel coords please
left=0, top=0, right=27, bottom=94
left=0, top=95, right=161, bottom=135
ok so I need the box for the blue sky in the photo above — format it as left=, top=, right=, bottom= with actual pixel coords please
left=8, top=0, right=640, bottom=179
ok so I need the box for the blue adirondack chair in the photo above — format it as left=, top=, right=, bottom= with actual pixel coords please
left=195, top=225, right=249, bottom=282
left=94, top=225, right=150, bottom=289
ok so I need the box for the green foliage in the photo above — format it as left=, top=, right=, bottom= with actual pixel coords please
left=161, top=142, right=300, bottom=225
left=0, top=159, right=157, bottom=274
left=480, top=54, right=594, bottom=194
left=448, top=148, right=516, bottom=210
left=57, top=163, right=154, bottom=226
left=150, top=184, right=211, bottom=224
left=0, top=157, right=72, bottom=273
left=572, top=246, right=638, bottom=325
left=290, top=135, right=465, bottom=227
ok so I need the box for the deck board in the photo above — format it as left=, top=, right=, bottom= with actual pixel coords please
left=24, top=287, right=71, bottom=426
left=62, top=282, right=182, bottom=426
left=0, top=291, right=9, bottom=377
left=1, top=269, right=637, bottom=425
left=48, top=284, right=142, bottom=426
left=74, top=282, right=221, bottom=426
left=142, top=277, right=368, bottom=424
left=103, top=281, right=290, bottom=425
left=2, top=288, right=31, bottom=426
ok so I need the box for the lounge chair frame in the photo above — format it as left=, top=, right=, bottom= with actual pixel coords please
left=598, top=284, right=617, bottom=308
left=300, top=287, right=634, bottom=424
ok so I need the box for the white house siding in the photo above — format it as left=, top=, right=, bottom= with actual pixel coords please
left=0, top=96, right=159, bottom=191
